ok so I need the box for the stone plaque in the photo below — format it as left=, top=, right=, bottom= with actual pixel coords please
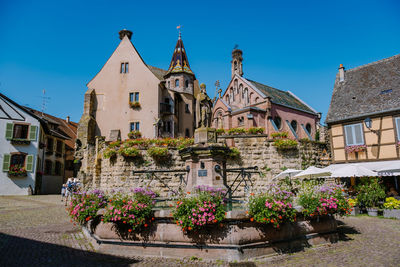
left=198, top=170, right=208, bottom=177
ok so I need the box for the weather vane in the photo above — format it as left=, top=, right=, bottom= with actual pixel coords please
left=233, top=44, right=239, bottom=50
left=177, top=25, right=182, bottom=39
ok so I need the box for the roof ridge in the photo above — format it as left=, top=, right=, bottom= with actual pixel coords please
left=346, top=53, right=400, bottom=72
left=147, top=65, right=167, bottom=72
left=246, top=78, right=288, bottom=94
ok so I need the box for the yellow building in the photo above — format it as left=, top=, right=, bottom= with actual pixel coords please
left=326, top=54, right=400, bottom=169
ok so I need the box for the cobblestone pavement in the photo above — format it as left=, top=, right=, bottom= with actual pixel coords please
left=0, top=195, right=399, bottom=266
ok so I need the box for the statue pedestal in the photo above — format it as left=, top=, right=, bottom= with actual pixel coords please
left=180, top=128, right=229, bottom=192
left=194, top=127, right=217, bottom=144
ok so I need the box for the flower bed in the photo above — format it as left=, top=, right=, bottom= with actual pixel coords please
left=345, top=144, right=367, bottom=153
left=68, top=189, right=108, bottom=224
left=225, top=127, right=265, bottom=135
left=271, top=132, right=288, bottom=139
left=273, top=139, right=298, bottom=150
left=173, top=186, right=227, bottom=231
left=103, top=188, right=158, bottom=231
left=248, top=185, right=296, bottom=228
left=297, top=182, right=351, bottom=218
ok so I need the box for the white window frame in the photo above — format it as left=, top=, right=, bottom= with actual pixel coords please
left=344, top=123, right=365, bottom=146
left=395, top=117, right=400, bottom=141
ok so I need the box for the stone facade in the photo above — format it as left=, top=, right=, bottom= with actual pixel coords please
left=79, top=135, right=330, bottom=196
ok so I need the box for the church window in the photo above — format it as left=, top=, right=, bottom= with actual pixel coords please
left=185, top=80, right=189, bottom=88
left=273, top=117, right=282, bottom=130
left=175, top=79, right=179, bottom=87
left=255, top=97, right=259, bottom=103
left=306, top=123, right=312, bottom=135
left=290, top=120, right=298, bottom=132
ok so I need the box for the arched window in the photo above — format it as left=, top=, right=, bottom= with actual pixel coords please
left=234, top=61, right=238, bottom=71
left=234, top=79, right=238, bottom=92
left=230, top=87, right=234, bottom=101
left=306, top=123, right=312, bottom=134
left=185, top=80, right=189, bottom=88
left=239, top=84, right=243, bottom=103
left=249, top=92, right=254, bottom=104
left=255, top=97, right=259, bottom=103
left=244, top=88, right=248, bottom=104
left=273, top=117, right=282, bottom=130
left=175, top=79, right=179, bottom=87
left=226, top=95, right=230, bottom=104
left=290, top=120, right=298, bottom=132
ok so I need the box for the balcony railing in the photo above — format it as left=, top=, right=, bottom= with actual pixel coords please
left=160, top=103, right=173, bottom=114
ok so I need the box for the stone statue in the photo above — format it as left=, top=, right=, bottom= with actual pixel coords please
left=195, top=83, right=213, bottom=128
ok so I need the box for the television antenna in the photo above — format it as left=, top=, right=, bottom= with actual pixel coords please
left=41, top=89, right=51, bottom=117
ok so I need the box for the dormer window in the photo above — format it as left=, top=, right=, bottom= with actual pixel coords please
left=175, top=79, right=179, bottom=87
left=120, top=62, right=129, bottom=73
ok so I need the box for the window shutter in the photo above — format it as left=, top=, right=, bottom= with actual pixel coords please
left=29, top=125, right=38, bottom=141
left=25, top=155, right=34, bottom=172
left=5, top=123, right=13, bottom=140
left=345, top=125, right=354, bottom=146
left=2, top=154, right=11, bottom=171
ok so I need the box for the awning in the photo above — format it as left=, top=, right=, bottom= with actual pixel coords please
left=326, top=160, right=400, bottom=177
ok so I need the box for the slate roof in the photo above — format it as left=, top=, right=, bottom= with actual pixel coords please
left=246, top=79, right=317, bottom=114
left=326, top=54, right=400, bottom=124
left=147, top=65, right=167, bottom=81
left=166, top=37, right=194, bottom=76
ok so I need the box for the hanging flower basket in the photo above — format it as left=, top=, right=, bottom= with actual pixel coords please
left=345, top=145, right=367, bottom=154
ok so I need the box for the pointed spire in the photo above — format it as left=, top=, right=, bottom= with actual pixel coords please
left=167, top=35, right=194, bottom=75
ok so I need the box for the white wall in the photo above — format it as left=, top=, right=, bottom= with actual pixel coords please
left=0, top=97, right=40, bottom=195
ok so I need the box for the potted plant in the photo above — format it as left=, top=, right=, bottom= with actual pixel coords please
left=348, top=198, right=360, bottom=216
left=356, top=178, right=385, bottom=216
left=383, top=197, right=400, bottom=219
left=127, top=130, right=142, bottom=139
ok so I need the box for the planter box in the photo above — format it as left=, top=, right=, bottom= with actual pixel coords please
left=84, top=211, right=338, bottom=261
left=367, top=208, right=378, bottom=217
left=383, top=209, right=400, bottom=220
left=350, top=206, right=360, bottom=216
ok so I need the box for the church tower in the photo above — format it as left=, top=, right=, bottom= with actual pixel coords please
left=231, top=48, right=243, bottom=78
left=163, top=33, right=196, bottom=137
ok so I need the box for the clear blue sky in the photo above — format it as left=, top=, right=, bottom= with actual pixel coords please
left=1, top=0, right=399, bottom=123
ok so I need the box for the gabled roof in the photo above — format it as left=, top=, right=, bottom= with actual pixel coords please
left=147, top=65, right=167, bottom=81
left=245, top=79, right=317, bottom=115
left=326, top=54, right=400, bottom=124
left=166, top=36, right=194, bottom=76
left=25, top=108, right=78, bottom=149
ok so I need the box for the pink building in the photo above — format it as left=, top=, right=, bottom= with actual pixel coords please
left=212, top=49, right=321, bottom=140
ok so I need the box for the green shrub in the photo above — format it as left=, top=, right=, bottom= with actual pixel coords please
left=271, top=132, right=288, bottom=139
left=108, top=140, right=121, bottom=149
left=216, top=128, right=226, bottom=135
left=147, top=146, right=169, bottom=162
left=228, top=147, right=241, bottom=159
left=103, top=148, right=117, bottom=159
left=227, top=128, right=246, bottom=135
left=273, top=139, right=298, bottom=150
left=247, top=127, right=264, bottom=134
left=119, top=147, right=141, bottom=158
left=356, top=178, right=385, bottom=208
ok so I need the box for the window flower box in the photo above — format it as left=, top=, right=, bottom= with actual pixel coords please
left=345, top=144, right=367, bottom=154
left=10, top=138, right=31, bottom=145
left=129, top=101, right=141, bottom=109
left=8, top=165, right=27, bottom=177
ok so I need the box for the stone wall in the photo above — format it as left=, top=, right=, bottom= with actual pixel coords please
left=78, top=135, right=330, bottom=197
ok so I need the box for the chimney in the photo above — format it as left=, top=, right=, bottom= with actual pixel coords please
left=66, top=116, right=70, bottom=123
left=119, top=29, right=132, bottom=40
left=338, top=64, right=345, bottom=82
